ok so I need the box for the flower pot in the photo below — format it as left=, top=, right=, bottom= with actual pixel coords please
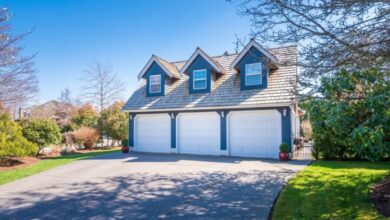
left=279, top=152, right=289, bottom=161
left=121, top=146, right=129, bottom=153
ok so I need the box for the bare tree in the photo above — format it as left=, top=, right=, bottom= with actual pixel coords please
left=0, top=7, right=38, bottom=109
left=80, top=61, right=125, bottom=112
left=235, top=0, right=390, bottom=95
left=58, top=87, right=72, bottom=104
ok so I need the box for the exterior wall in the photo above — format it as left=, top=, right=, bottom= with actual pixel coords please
left=128, top=106, right=293, bottom=154
left=170, top=112, right=177, bottom=149
left=145, top=61, right=166, bottom=97
left=236, top=46, right=269, bottom=91
left=278, top=108, right=292, bottom=151
left=186, top=55, right=213, bottom=94
left=128, top=113, right=135, bottom=147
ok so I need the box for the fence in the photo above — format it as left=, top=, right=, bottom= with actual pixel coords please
left=293, top=141, right=313, bottom=160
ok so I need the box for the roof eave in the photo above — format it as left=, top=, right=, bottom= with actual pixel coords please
left=179, top=48, right=226, bottom=75
left=122, top=102, right=294, bottom=113
left=137, top=55, right=178, bottom=81
left=230, top=39, right=279, bottom=69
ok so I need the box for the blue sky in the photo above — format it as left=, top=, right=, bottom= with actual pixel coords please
left=2, top=0, right=252, bottom=104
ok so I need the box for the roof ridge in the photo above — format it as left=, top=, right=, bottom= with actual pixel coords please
left=165, top=45, right=295, bottom=65
left=171, top=53, right=238, bottom=64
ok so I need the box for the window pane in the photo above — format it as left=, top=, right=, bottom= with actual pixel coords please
left=149, top=75, right=161, bottom=93
left=194, top=80, right=206, bottom=89
left=246, top=74, right=261, bottom=86
left=246, top=63, right=262, bottom=75
left=150, top=84, right=161, bottom=93
left=194, top=70, right=206, bottom=80
left=245, top=63, right=262, bottom=86
left=150, top=75, right=161, bottom=84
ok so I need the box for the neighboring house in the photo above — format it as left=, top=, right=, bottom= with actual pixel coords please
left=123, top=39, right=299, bottom=159
left=19, top=100, right=75, bottom=126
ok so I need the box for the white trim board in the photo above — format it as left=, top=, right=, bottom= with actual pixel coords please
left=123, top=102, right=293, bottom=113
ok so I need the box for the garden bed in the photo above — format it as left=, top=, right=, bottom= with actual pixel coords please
left=0, top=157, right=39, bottom=171
left=371, top=176, right=390, bottom=217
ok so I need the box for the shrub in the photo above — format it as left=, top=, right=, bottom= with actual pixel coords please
left=280, top=143, right=289, bottom=153
left=22, top=119, right=62, bottom=154
left=303, top=68, right=390, bottom=161
left=73, top=127, right=100, bottom=149
left=121, top=139, right=129, bottom=147
left=0, top=114, right=38, bottom=158
left=98, top=101, right=128, bottom=145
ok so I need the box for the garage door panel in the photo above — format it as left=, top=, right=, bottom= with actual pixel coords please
left=178, top=112, right=220, bottom=155
left=135, top=114, right=171, bottom=153
left=229, top=110, right=281, bottom=159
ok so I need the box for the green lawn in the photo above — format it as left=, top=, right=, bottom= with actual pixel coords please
left=273, top=161, right=390, bottom=220
left=0, top=149, right=119, bottom=185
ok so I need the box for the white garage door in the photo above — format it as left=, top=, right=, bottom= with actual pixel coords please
left=177, top=112, right=220, bottom=155
left=134, top=114, right=171, bottom=153
left=228, top=110, right=282, bottom=159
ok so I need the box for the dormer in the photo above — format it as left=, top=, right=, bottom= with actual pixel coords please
left=231, top=39, right=278, bottom=90
left=138, top=55, right=180, bottom=97
left=180, top=48, right=225, bottom=94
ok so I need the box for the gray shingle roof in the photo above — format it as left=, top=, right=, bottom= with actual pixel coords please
left=124, top=45, right=297, bottom=111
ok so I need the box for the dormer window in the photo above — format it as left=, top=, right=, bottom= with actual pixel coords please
left=149, top=75, right=161, bottom=93
left=245, top=63, right=262, bottom=86
left=193, top=69, right=207, bottom=90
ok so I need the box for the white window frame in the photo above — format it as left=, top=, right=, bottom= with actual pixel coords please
left=245, top=63, right=262, bottom=86
left=193, top=69, right=207, bottom=90
left=149, top=75, right=161, bottom=93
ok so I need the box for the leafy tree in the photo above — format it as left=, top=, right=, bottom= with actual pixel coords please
left=0, top=114, right=38, bottom=158
left=22, top=119, right=62, bottom=154
left=303, top=67, right=389, bottom=161
left=71, top=103, right=99, bottom=129
left=98, top=101, right=128, bottom=145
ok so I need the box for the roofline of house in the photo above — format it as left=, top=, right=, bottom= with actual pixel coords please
left=179, top=48, right=225, bottom=75
left=137, top=55, right=176, bottom=80
left=230, top=39, right=279, bottom=69
left=122, top=102, right=294, bottom=113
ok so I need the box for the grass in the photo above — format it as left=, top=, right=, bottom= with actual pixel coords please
left=0, top=149, right=119, bottom=185
left=273, top=161, right=390, bottom=220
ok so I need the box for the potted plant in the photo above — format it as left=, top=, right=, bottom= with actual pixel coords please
left=121, top=139, right=129, bottom=153
left=279, top=143, right=289, bottom=161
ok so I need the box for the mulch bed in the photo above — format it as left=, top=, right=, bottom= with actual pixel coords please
left=0, top=147, right=120, bottom=171
left=371, top=176, right=390, bottom=217
left=0, top=157, right=40, bottom=171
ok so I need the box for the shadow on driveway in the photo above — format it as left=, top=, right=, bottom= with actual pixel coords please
left=0, top=152, right=308, bottom=219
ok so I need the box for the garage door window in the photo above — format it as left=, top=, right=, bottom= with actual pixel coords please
left=245, top=63, right=262, bottom=86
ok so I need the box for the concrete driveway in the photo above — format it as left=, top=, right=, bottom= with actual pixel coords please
left=0, top=152, right=309, bottom=219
